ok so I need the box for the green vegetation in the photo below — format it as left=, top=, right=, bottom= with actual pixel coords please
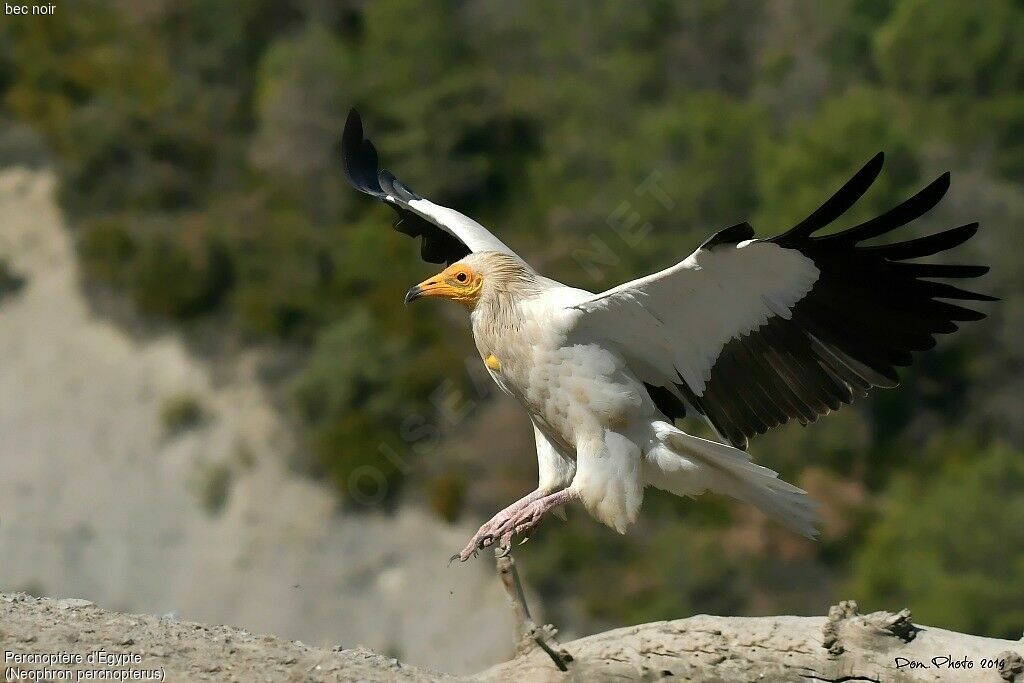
left=2, top=0, right=1021, bottom=639
left=427, top=472, right=467, bottom=524
left=0, top=257, right=26, bottom=302
left=159, top=392, right=205, bottom=436
left=848, top=441, right=1024, bottom=640
left=190, top=459, right=233, bottom=517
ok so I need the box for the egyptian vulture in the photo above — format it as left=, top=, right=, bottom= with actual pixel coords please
left=342, top=110, right=993, bottom=562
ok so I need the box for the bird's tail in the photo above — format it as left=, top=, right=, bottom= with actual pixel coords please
left=647, top=422, right=819, bottom=539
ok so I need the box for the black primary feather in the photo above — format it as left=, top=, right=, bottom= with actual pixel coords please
left=342, top=109, right=471, bottom=265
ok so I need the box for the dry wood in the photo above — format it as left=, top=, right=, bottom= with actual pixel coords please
left=479, top=599, right=1023, bottom=682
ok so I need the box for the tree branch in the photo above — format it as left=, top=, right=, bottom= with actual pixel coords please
left=494, top=550, right=572, bottom=672
left=478, top=600, right=1024, bottom=682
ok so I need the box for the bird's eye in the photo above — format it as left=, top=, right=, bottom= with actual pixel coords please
left=455, top=271, right=469, bottom=283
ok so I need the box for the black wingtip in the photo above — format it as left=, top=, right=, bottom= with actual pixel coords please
left=854, top=151, right=886, bottom=185
left=342, top=110, right=473, bottom=266
left=928, top=170, right=952, bottom=202
left=342, top=109, right=363, bottom=157
left=826, top=169, right=952, bottom=245
left=341, top=108, right=386, bottom=197
left=867, top=222, right=979, bottom=261
left=774, top=152, right=886, bottom=244
left=859, top=152, right=885, bottom=178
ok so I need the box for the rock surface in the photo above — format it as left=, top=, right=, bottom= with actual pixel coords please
left=4, top=593, right=1021, bottom=682
left=1, top=592, right=448, bottom=682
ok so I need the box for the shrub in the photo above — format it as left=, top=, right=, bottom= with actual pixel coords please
left=77, top=218, right=137, bottom=285
left=190, top=460, right=232, bottom=516
left=0, top=257, right=26, bottom=302
left=427, top=473, right=466, bottom=523
left=129, top=230, right=232, bottom=319
left=160, top=392, right=205, bottom=435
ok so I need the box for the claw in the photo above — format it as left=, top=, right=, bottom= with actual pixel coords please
left=448, top=553, right=461, bottom=567
left=497, top=544, right=513, bottom=558
left=518, top=535, right=530, bottom=546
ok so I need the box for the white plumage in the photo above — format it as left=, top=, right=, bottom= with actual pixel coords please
left=459, top=254, right=816, bottom=541
left=570, top=240, right=821, bottom=393
left=342, top=110, right=993, bottom=559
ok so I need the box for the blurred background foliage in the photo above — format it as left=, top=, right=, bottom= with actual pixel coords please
left=1, top=0, right=1022, bottom=639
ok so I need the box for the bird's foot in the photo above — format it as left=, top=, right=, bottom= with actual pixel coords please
left=450, top=491, right=552, bottom=565
left=494, top=489, right=575, bottom=554
left=453, top=511, right=520, bottom=564
left=450, top=489, right=574, bottom=564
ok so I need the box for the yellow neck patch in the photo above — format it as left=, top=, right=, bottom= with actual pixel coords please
left=485, top=353, right=501, bottom=372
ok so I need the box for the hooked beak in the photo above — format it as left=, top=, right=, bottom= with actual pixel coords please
left=404, top=276, right=455, bottom=305
left=404, top=284, right=423, bottom=305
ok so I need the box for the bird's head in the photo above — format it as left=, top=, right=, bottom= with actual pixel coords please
left=404, top=252, right=537, bottom=310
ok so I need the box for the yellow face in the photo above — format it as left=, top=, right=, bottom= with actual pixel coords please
left=404, top=262, right=483, bottom=308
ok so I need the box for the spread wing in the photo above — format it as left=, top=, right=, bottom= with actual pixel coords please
left=342, top=109, right=521, bottom=265
left=568, top=153, right=995, bottom=449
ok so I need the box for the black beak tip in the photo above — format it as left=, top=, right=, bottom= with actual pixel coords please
left=404, top=285, right=422, bottom=305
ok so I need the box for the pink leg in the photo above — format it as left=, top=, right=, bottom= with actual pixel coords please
left=454, top=489, right=548, bottom=563
left=497, top=488, right=576, bottom=551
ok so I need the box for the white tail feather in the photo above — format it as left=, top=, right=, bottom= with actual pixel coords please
left=648, top=422, right=819, bottom=539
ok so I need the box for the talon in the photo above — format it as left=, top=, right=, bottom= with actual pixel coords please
left=448, top=553, right=461, bottom=567
left=518, top=535, right=530, bottom=545
left=497, top=544, right=513, bottom=558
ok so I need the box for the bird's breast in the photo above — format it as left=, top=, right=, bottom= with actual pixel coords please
left=472, top=291, right=648, bottom=445
left=491, top=343, right=647, bottom=449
